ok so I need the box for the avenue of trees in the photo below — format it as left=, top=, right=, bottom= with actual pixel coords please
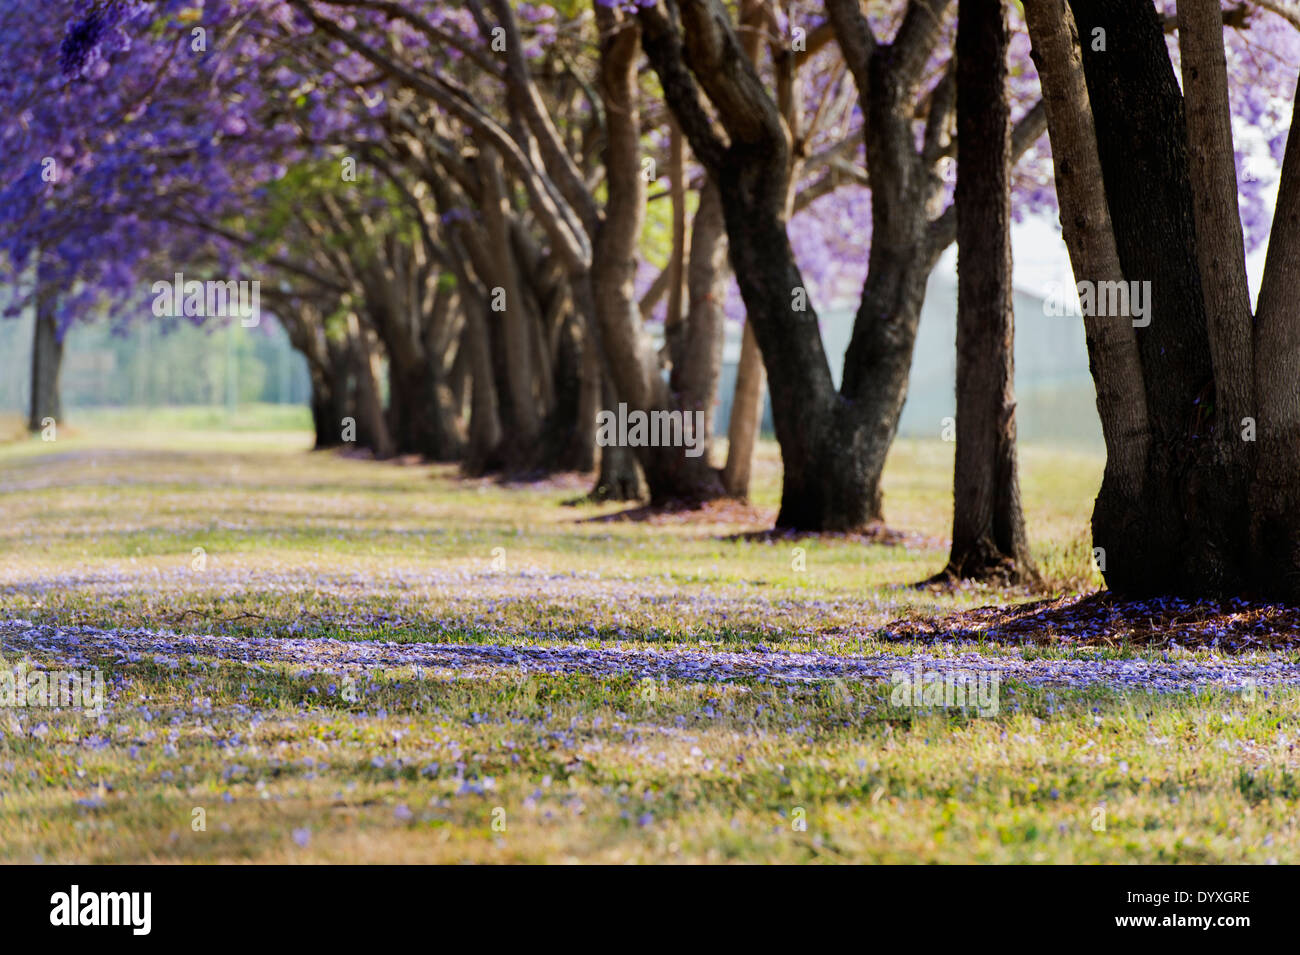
left=3, top=0, right=1300, bottom=599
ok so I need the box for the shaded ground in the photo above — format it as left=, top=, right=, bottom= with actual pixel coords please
left=888, top=592, right=1300, bottom=651
left=5, top=620, right=1295, bottom=692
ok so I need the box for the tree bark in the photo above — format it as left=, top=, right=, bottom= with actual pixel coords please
left=591, top=5, right=725, bottom=504
left=722, top=321, right=765, bottom=499
left=461, top=293, right=505, bottom=475
left=1070, top=0, right=1245, bottom=593
left=940, top=0, right=1035, bottom=584
left=641, top=0, right=955, bottom=531
left=348, top=313, right=394, bottom=458
left=672, top=179, right=728, bottom=450
left=591, top=375, right=646, bottom=501
left=1250, top=78, right=1300, bottom=598
left=1024, top=0, right=1160, bottom=590
left=28, top=260, right=63, bottom=432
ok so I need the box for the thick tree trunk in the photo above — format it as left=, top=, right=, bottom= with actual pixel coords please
left=1250, top=82, right=1300, bottom=599
left=1024, top=0, right=1300, bottom=598
left=940, top=0, right=1035, bottom=584
left=387, top=358, right=461, bottom=461
left=1064, top=0, right=1254, bottom=594
left=28, top=266, right=63, bottom=432
left=722, top=321, right=765, bottom=499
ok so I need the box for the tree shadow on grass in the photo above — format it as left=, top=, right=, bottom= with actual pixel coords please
left=572, top=497, right=775, bottom=527
left=882, top=591, right=1300, bottom=651
left=722, top=523, right=943, bottom=549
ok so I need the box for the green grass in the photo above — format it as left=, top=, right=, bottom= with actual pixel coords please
left=1, top=412, right=1295, bottom=863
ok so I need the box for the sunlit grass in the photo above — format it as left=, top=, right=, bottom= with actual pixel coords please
left=5, top=415, right=1292, bottom=864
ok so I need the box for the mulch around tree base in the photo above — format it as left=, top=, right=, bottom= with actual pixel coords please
left=884, top=591, right=1300, bottom=651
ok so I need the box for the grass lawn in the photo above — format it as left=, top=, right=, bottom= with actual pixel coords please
left=1, top=410, right=1296, bottom=863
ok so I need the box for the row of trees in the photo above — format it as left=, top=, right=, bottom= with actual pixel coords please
left=3, top=0, right=1299, bottom=598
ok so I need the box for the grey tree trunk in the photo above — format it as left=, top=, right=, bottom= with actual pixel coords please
left=940, top=0, right=1035, bottom=584
left=28, top=263, right=63, bottom=433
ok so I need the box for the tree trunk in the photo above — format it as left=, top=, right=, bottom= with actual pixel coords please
left=348, top=314, right=394, bottom=458
left=387, top=358, right=461, bottom=461
left=478, top=147, right=542, bottom=451
left=590, top=375, right=645, bottom=501
left=591, top=5, right=725, bottom=504
left=461, top=297, right=505, bottom=476
left=722, top=321, right=765, bottom=499
left=939, top=0, right=1035, bottom=584
left=28, top=263, right=63, bottom=432
left=641, top=0, right=950, bottom=531
left=1022, top=0, right=1300, bottom=598
left=536, top=310, right=597, bottom=472
left=1067, top=0, right=1252, bottom=593
left=1250, top=78, right=1300, bottom=599
left=309, top=373, right=340, bottom=450
left=673, top=179, right=728, bottom=452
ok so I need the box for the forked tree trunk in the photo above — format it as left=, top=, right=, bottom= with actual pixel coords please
left=1028, top=0, right=1300, bottom=598
left=590, top=5, right=724, bottom=504
left=641, top=0, right=951, bottom=531
left=28, top=263, right=63, bottom=433
left=940, top=0, right=1035, bottom=584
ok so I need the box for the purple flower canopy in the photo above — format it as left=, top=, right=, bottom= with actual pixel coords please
left=0, top=0, right=1296, bottom=331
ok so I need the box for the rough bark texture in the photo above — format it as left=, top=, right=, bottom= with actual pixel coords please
left=1024, top=0, right=1157, bottom=591
left=1024, top=0, right=1300, bottom=599
left=940, top=0, right=1035, bottom=584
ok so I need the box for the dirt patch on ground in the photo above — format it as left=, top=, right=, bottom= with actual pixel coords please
left=885, top=591, right=1300, bottom=651
left=576, top=497, right=776, bottom=527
